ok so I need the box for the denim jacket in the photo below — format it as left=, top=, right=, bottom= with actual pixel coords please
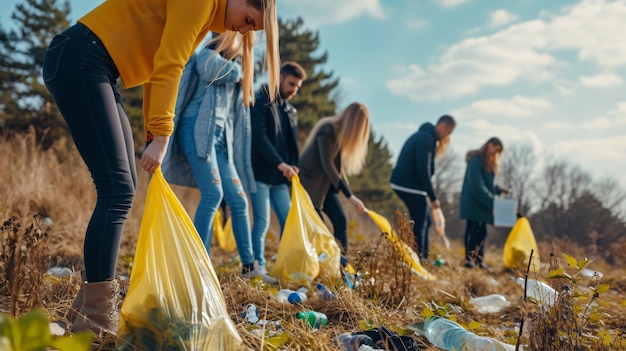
left=162, top=47, right=255, bottom=193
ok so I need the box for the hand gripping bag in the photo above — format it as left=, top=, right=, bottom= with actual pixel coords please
left=117, top=168, right=242, bottom=350
left=270, top=174, right=341, bottom=284
left=502, top=216, right=540, bottom=272
left=367, top=210, right=436, bottom=280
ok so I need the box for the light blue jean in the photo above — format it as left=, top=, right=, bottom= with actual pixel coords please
left=249, top=182, right=291, bottom=270
left=178, top=116, right=254, bottom=265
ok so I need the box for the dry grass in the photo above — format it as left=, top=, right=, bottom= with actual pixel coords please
left=1, top=133, right=626, bottom=350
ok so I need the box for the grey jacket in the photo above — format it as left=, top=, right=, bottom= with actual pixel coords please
left=162, top=47, right=255, bottom=193
left=299, top=123, right=346, bottom=209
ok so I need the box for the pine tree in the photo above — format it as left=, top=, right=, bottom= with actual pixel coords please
left=276, top=17, right=339, bottom=144
left=0, top=0, right=70, bottom=147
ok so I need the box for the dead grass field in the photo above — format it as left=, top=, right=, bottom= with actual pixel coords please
left=1, top=132, right=626, bottom=350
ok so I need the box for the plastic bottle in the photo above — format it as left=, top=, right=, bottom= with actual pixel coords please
left=317, top=283, right=337, bottom=301
left=241, top=304, right=259, bottom=323
left=295, top=311, right=328, bottom=329
left=276, top=289, right=307, bottom=304
left=516, top=277, right=558, bottom=307
left=412, top=316, right=517, bottom=351
left=338, top=333, right=377, bottom=350
left=579, top=268, right=603, bottom=279
left=469, top=294, right=511, bottom=313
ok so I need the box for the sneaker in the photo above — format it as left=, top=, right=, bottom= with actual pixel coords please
left=464, top=261, right=475, bottom=268
left=242, top=269, right=278, bottom=284
left=478, top=262, right=493, bottom=272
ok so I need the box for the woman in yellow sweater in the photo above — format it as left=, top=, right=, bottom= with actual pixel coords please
left=42, top=0, right=279, bottom=337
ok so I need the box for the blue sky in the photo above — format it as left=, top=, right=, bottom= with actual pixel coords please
left=2, top=0, right=626, bottom=191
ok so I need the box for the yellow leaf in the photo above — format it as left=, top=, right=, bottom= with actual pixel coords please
left=420, top=308, right=434, bottom=318
left=547, top=267, right=571, bottom=279
left=468, top=320, right=482, bottom=331
left=564, top=254, right=577, bottom=269
left=577, top=257, right=588, bottom=270
left=596, top=284, right=610, bottom=294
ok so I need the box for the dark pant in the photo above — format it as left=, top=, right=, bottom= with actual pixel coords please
left=393, top=190, right=429, bottom=259
left=464, top=220, right=487, bottom=264
left=317, top=189, right=348, bottom=254
left=43, top=23, right=137, bottom=282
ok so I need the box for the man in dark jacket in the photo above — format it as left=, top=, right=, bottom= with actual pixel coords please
left=249, top=61, right=306, bottom=272
left=390, top=115, right=456, bottom=261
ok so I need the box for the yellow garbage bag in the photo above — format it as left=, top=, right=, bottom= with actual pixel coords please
left=367, top=210, right=436, bottom=280
left=270, top=175, right=341, bottom=284
left=214, top=210, right=237, bottom=252
left=502, top=216, right=540, bottom=272
left=117, top=168, right=242, bottom=350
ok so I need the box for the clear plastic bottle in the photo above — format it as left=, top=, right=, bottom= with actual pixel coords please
left=295, top=311, right=328, bottom=329
left=276, top=289, right=307, bottom=304
left=469, top=294, right=511, bottom=313
left=338, top=333, right=376, bottom=350
left=516, top=277, right=558, bottom=306
left=241, top=304, right=259, bottom=323
left=412, top=316, right=517, bottom=351
left=317, top=283, right=337, bottom=301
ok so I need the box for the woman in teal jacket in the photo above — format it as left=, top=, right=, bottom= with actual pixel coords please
left=459, top=137, right=508, bottom=270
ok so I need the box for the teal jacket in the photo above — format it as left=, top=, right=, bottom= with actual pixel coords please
left=459, top=154, right=501, bottom=224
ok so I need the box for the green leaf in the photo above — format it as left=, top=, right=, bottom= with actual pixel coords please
left=468, top=320, right=482, bottom=331
left=547, top=267, right=571, bottom=279
left=51, top=332, right=93, bottom=351
left=16, top=309, right=51, bottom=351
left=596, top=284, right=610, bottom=294
left=564, top=254, right=577, bottom=269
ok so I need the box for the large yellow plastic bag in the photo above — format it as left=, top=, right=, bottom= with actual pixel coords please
left=117, top=168, right=242, bottom=350
left=367, top=210, right=436, bottom=280
left=270, top=175, right=341, bottom=284
left=214, top=209, right=237, bottom=252
left=502, top=216, right=540, bottom=272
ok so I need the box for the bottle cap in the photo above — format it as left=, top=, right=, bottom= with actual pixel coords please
left=288, top=293, right=302, bottom=304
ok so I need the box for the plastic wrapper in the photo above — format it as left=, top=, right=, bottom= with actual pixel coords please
left=270, top=175, right=341, bottom=284
left=117, top=168, right=242, bottom=350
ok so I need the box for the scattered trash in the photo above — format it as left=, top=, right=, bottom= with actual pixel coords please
left=46, top=266, right=72, bottom=278
left=43, top=217, right=53, bottom=226
left=486, top=277, right=499, bottom=286
left=295, top=311, right=328, bottom=329
left=242, top=304, right=259, bottom=323
left=410, top=316, right=518, bottom=351
left=352, top=326, right=420, bottom=351
left=469, top=294, right=511, bottom=313
left=276, top=288, right=307, bottom=304
left=580, top=268, right=603, bottom=279
left=317, top=283, right=336, bottom=301
left=516, top=277, right=558, bottom=307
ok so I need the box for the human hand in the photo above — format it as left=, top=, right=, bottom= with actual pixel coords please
left=431, top=199, right=441, bottom=209
left=500, top=187, right=510, bottom=195
left=141, top=135, right=169, bottom=174
left=349, top=195, right=367, bottom=213
left=278, top=162, right=298, bottom=181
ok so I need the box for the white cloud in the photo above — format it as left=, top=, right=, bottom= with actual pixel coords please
left=579, top=74, right=623, bottom=88
left=489, top=9, right=518, bottom=28
left=278, top=0, right=385, bottom=27
left=582, top=117, right=613, bottom=130
left=452, top=95, right=552, bottom=119
left=406, top=18, right=428, bottom=29
left=386, top=0, right=626, bottom=101
left=438, top=0, right=470, bottom=8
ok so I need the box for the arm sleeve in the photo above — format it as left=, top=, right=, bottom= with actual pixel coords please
left=316, top=132, right=342, bottom=188
left=414, top=135, right=437, bottom=201
left=337, top=179, right=353, bottom=198
left=466, top=157, right=495, bottom=210
left=145, top=0, right=218, bottom=137
left=250, top=101, right=284, bottom=167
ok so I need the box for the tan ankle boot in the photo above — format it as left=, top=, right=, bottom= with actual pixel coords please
left=71, top=279, right=121, bottom=336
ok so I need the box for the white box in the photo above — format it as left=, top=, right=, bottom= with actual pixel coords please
left=494, top=198, right=517, bottom=227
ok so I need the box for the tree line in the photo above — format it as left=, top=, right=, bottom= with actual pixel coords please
left=1, top=0, right=624, bottom=261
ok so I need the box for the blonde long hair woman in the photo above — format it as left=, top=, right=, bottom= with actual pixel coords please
left=42, top=0, right=280, bottom=336
left=299, top=102, right=370, bottom=254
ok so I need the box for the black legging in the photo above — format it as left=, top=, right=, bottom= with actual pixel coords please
left=317, top=189, right=348, bottom=254
left=464, top=220, right=487, bottom=264
left=393, top=189, right=429, bottom=259
left=43, top=23, right=137, bottom=282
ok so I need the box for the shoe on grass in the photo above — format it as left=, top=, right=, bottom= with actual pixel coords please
left=242, top=269, right=278, bottom=284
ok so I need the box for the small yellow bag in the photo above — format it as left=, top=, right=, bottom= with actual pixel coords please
left=270, top=175, right=341, bottom=284
left=214, top=209, right=237, bottom=252
left=117, top=168, right=242, bottom=350
left=367, top=210, right=436, bottom=280
left=502, top=216, right=540, bottom=272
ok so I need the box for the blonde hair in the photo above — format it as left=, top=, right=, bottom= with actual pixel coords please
left=304, top=102, right=370, bottom=176
left=466, top=137, right=503, bottom=174
left=212, top=0, right=279, bottom=107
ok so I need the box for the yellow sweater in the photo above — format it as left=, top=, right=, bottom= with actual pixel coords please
left=79, top=0, right=227, bottom=137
